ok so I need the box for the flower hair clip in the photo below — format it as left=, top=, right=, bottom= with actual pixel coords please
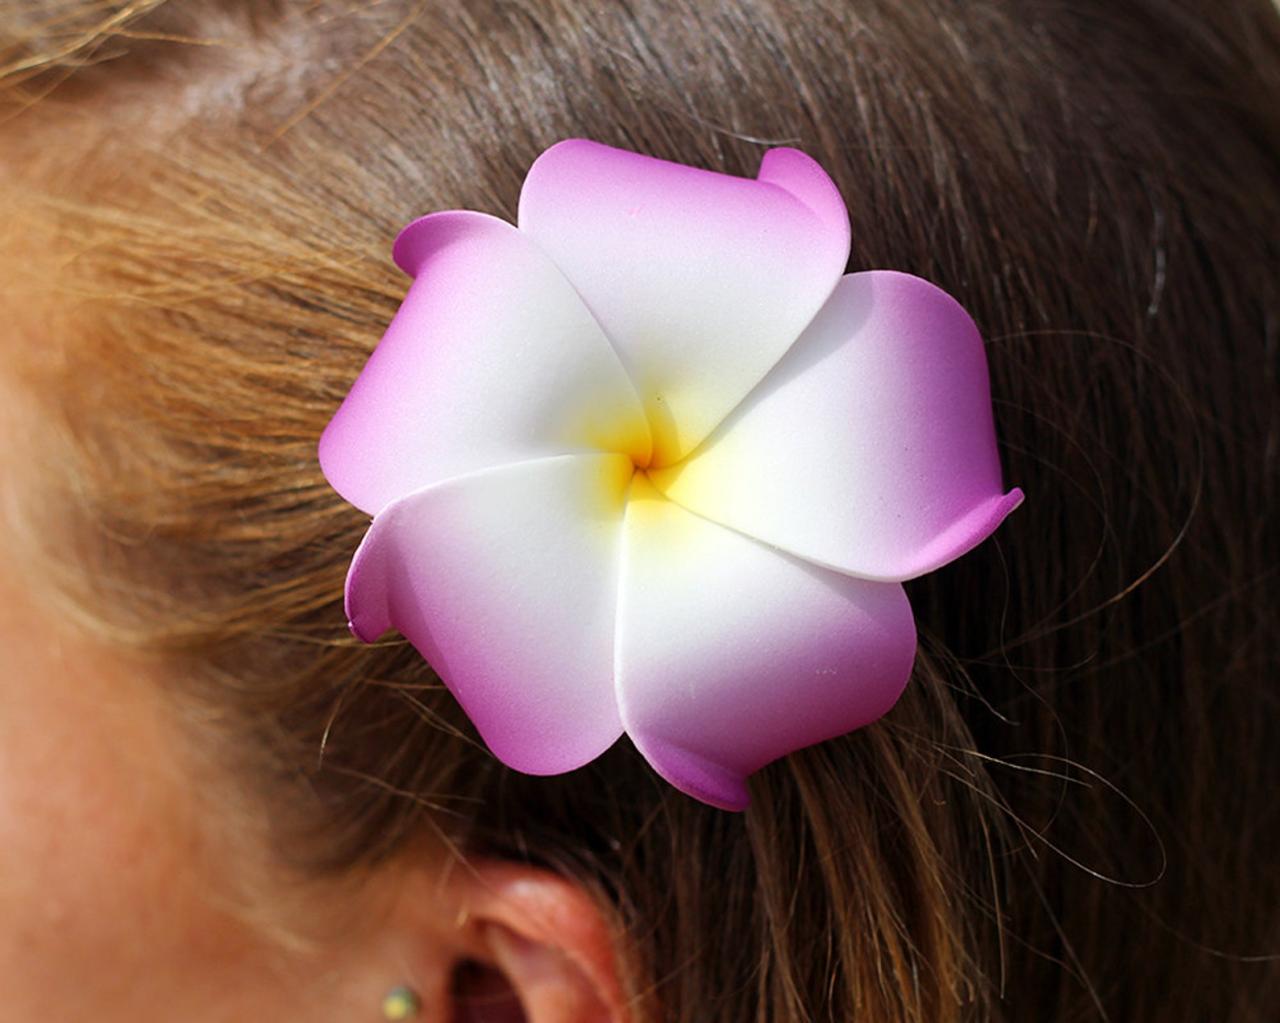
left=319, top=139, right=1022, bottom=810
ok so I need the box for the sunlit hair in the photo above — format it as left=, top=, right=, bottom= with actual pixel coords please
left=2, top=1, right=1278, bottom=1019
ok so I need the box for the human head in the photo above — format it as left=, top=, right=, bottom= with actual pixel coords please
left=1, top=1, right=1277, bottom=1019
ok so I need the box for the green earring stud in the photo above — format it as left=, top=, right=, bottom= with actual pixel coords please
left=381, top=984, right=422, bottom=1020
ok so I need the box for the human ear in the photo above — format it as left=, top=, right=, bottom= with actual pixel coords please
left=451, top=859, right=630, bottom=1022
left=383, top=856, right=630, bottom=1022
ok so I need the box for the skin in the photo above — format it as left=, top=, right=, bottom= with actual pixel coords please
left=0, top=239, right=626, bottom=1020
left=0, top=576, right=325, bottom=1014
left=0, top=311, right=395, bottom=1016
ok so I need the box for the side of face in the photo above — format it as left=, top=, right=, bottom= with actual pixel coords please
left=0, top=190, right=632, bottom=1022
left=0, top=230, right=372, bottom=1017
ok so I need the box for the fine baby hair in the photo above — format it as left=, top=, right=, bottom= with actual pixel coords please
left=1, top=2, right=1277, bottom=1020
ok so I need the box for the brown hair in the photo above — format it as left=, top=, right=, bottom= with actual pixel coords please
left=3, top=1, right=1278, bottom=1018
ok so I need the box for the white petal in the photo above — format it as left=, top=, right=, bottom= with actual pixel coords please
left=346, top=454, right=634, bottom=774
left=650, top=271, right=1023, bottom=582
left=518, top=140, right=851, bottom=465
left=320, top=211, right=650, bottom=516
left=615, top=475, right=917, bottom=810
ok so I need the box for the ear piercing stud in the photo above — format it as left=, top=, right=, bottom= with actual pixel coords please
left=381, top=985, right=422, bottom=1020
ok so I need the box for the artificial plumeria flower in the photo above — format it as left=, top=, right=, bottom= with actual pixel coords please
left=319, top=139, right=1022, bottom=811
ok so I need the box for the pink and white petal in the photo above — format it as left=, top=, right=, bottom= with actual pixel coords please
left=649, top=271, right=1024, bottom=583
left=517, top=139, right=851, bottom=465
left=319, top=210, right=650, bottom=516
left=346, top=453, right=635, bottom=775
left=615, top=475, right=917, bottom=811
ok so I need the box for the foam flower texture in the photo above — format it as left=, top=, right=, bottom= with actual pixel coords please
left=320, top=139, right=1023, bottom=811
